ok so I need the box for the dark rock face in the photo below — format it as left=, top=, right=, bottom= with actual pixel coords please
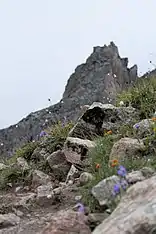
left=0, top=42, right=138, bottom=157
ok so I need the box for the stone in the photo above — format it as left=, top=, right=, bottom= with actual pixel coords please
left=88, top=213, right=109, bottom=227
left=17, top=157, right=29, bottom=170
left=69, top=103, right=139, bottom=140
left=79, top=172, right=94, bottom=185
left=46, top=150, right=70, bottom=180
left=125, top=170, right=145, bottom=184
left=133, top=119, right=153, bottom=138
left=0, top=213, right=20, bottom=229
left=140, top=167, right=155, bottom=178
left=91, top=175, right=121, bottom=206
left=0, top=42, right=138, bottom=157
left=32, top=170, right=51, bottom=188
left=65, top=165, right=79, bottom=183
left=31, top=147, right=50, bottom=161
left=93, top=175, right=156, bottom=234
left=40, top=210, right=91, bottom=234
left=109, top=137, right=146, bottom=163
left=36, top=183, right=54, bottom=207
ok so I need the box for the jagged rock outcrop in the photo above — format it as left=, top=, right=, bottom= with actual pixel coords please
left=0, top=42, right=138, bottom=157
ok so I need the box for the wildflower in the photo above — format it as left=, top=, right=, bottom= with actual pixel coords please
left=111, top=159, right=119, bottom=167
left=117, top=165, right=127, bottom=177
left=75, top=203, right=85, bottom=213
left=120, top=179, right=128, bottom=190
left=134, top=123, right=139, bottom=129
left=112, top=183, right=121, bottom=196
left=107, top=130, right=112, bottom=135
left=95, top=163, right=100, bottom=169
left=119, top=101, right=124, bottom=107
left=39, top=130, right=47, bottom=137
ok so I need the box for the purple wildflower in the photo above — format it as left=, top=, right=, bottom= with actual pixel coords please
left=39, top=131, right=47, bottom=137
left=134, top=123, right=139, bottom=129
left=112, top=183, right=121, bottom=196
left=76, top=203, right=85, bottom=213
left=117, top=165, right=127, bottom=177
left=120, top=179, right=128, bottom=190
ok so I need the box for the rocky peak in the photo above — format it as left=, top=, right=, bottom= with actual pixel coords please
left=62, top=41, right=137, bottom=104
left=0, top=42, right=138, bottom=157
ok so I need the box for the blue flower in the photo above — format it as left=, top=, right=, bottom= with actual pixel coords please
left=112, top=183, right=121, bottom=196
left=39, top=131, right=47, bottom=137
left=76, top=203, right=85, bottom=213
left=120, top=179, right=128, bottom=190
left=134, top=123, right=139, bottom=129
left=117, top=165, right=127, bottom=177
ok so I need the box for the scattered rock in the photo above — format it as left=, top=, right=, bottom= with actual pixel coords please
left=47, top=150, right=70, bottom=180
left=31, top=147, right=50, bottom=161
left=79, top=172, right=94, bottom=186
left=0, top=213, right=20, bottom=229
left=109, top=137, right=146, bottom=163
left=32, top=170, right=51, bottom=188
left=126, top=170, right=145, bottom=184
left=93, top=175, right=156, bottom=234
left=140, top=167, right=155, bottom=178
left=40, top=210, right=91, bottom=234
left=36, top=183, right=54, bottom=207
left=17, top=157, right=29, bottom=171
left=88, top=213, right=109, bottom=228
left=133, top=119, right=153, bottom=138
left=92, top=175, right=121, bottom=206
left=65, top=165, right=79, bottom=183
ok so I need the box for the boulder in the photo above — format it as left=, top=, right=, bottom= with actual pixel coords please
left=46, top=150, right=70, bottom=180
left=32, top=170, right=51, bottom=188
left=91, top=175, right=121, bottom=206
left=109, top=137, right=146, bottom=163
left=68, top=103, right=139, bottom=140
left=93, top=175, right=156, bottom=234
left=36, top=183, right=54, bottom=207
left=40, top=210, right=91, bottom=234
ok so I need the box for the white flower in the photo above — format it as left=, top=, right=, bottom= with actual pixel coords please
left=119, top=101, right=124, bottom=106
left=0, top=143, right=3, bottom=146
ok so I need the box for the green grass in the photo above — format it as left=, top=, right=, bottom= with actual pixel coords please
left=81, top=121, right=156, bottom=212
left=116, top=76, right=156, bottom=119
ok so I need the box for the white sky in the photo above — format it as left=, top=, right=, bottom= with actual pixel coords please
left=0, top=0, right=156, bottom=128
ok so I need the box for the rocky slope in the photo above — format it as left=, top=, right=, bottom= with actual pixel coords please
left=0, top=42, right=138, bottom=157
left=0, top=101, right=155, bottom=233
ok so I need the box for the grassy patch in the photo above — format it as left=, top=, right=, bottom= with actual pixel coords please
left=81, top=122, right=156, bottom=212
left=116, top=77, right=156, bottom=119
left=0, top=165, right=30, bottom=190
left=8, top=141, right=39, bottom=164
left=43, top=121, right=74, bottom=153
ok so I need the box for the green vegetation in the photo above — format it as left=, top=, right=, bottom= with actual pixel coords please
left=116, top=77, right=156, bottom=119
left=81, top=76, right=156, bottom=212
left=0, top=120, right=74, bottom=189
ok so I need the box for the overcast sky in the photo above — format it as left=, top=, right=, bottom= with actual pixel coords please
left=0, top=0, right=156, bottom=129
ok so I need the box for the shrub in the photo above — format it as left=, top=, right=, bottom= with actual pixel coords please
left=8, top=141, right=39, bottom=164
left=44, top=121, right=74, bottom=153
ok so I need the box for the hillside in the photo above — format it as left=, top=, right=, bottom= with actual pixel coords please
left=0, top=42, right=138, bottom=157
